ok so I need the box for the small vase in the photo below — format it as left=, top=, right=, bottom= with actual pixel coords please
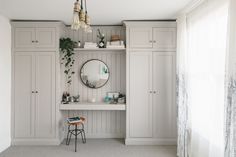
left=98, top=40, right=105, bottom=48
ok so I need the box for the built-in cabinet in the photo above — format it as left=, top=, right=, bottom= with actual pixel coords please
left=12, top=22, right=63, bottom=145
left=125, top=21, right=177, bottom=145
left=14, top=25, right=57, bottom=51
left=14, top=52, right=55, bottom=138
left=129, top=26, right=176, bottom=51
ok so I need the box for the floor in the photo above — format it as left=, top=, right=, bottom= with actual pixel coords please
left=0, top=139, right=177, bottom=157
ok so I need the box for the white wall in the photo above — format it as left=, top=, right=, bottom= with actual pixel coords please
left=0, top=14, right=11, bottom=152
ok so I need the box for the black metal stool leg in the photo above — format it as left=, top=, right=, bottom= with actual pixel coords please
left=66, top=125, right=71, bottom=145
left=81, top=124, right=86, bottom=143
left=68, top=130, right=73, bottom=145
left=75, top=124, right=78, bottom=152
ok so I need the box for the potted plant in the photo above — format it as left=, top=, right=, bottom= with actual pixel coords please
left=60, top=38, right=76, bottom=87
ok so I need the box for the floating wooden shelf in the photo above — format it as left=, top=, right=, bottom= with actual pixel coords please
left=74, top=48, right=126, bottom=51
left=60, top=102, right=126, bottom=111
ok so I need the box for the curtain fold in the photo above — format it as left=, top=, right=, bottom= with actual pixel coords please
left=176, top=14, right=190, bottom=157
left=225, top=0, right=236, bottom=156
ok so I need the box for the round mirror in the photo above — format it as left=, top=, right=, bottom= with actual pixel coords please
left=80, top=59, right=109, bottom=89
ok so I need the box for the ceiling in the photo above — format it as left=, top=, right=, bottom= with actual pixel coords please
left=0, top=0, right=192, bottom=25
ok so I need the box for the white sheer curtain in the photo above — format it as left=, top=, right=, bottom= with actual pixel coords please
left=177, top=0, right=229, bottom=157
left=225, top=0, right=236, bottom=156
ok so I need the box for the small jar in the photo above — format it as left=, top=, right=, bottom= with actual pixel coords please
left=77, top=41, right=81, bottom=48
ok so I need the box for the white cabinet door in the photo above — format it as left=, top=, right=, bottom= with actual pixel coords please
left=152, top=52, right=177, bottom=138
left=35, top=52, right=56, bottom=138
left=153, top=28, right=176, bottom=51
left=14, top=28, right=35, bottom=49
left=129, top=28, right=153, bottom=48
left=14, top=53, right=35, bottom=138
left=129, top=51, right=153, bottom=138
left=35, top=28, right=56, bottom=49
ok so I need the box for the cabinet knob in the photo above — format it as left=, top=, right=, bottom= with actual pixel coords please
left=32, top=91, right=35, bottom=93
left=149, top=91, right=153, bottom=93
left=32, top=41, right=35, bottom=43
left=153, top=41, right=156, bottom=43
left=35, top=91, right=38, bottom=93
left=35, top=40, right=39, bottom=43
left=153, top=91, right=157, bottom=94
left=149, top=40, right=153, bottom=43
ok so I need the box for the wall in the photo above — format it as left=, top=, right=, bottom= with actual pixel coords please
left=0, top=15, right=11, bottom=152
left=61, top=26, right=126, bottom=138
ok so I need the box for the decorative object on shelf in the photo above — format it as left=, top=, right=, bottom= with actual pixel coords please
left=77, top=41, right=81, bottom=48
left=104, top=92, right=126, bottom=104
left=106, top=40, right=125, bottom=49
left=97, top=29, right=105, bottom=48
left=71, top=0, right=92, bottom=33
left=118, top=93, right=126, bottom=104
left=89, top=97, right=96, bottom=103
left=104, top=96, right=111, bottom=103
left=73, top=95, right=80, bottom=102
left=60, top=38, right=75, bottom=86
left=62, top=92, right=80, bottom=104
left=80, top=59, right=109, bottom=89
left=84, top=42, right=98, bottom=49
left=62, top=92, right=71, bottom=104
left=106, top=35, right=125, bottom=49
left=111, top=35, right=120, bottom=41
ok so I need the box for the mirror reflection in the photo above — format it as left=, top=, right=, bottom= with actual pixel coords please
left=80, top=59, right=109, bottom=89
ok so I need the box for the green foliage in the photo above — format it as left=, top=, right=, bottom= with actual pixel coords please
left=60, top=38, right=75, bottom=86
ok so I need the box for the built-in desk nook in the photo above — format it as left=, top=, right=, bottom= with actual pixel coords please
left=60, top=102, right=126, bottom=111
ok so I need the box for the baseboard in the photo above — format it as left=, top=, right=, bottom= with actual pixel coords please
left=125, top=138, right=177, bottom=145
left=12, top=138, right=61, bottom=145
left=64, top=133, right=125, bottom=139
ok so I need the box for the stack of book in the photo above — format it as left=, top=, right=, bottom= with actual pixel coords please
left=106, top=40, right=125, bottom=49
left=67, top=116, right=82, bottom=124
left=84, top=42, right=98, bottom=49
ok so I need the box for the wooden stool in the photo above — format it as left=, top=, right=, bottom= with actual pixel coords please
left=66, top=117, right=86, bottom=152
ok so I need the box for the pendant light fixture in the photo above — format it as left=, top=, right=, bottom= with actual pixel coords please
left=71, top=0, right=92, bottom=32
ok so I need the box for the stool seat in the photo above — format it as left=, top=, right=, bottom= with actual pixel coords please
left=66, top=116, right=86, bottom=152
left=68, top=117, right=85, bottom=125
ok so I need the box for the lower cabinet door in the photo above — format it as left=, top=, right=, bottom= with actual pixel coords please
left=14, top=53, right=35, bottom=138
left=129, top=51, right=153, bottom=138
left=152, top=52, right=177, bottom=139
left=35, top=52, right=56, bottom=138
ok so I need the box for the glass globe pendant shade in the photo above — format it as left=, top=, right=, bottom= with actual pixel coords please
left=79, top=9, right=86, bottom=28
left=71, top=0, right=81, bottom=30
left=71, top=12, right=80, bottom=30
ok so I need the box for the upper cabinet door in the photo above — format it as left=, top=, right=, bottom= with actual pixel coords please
left=129, top=51, right=153, bottom=138
left=35, top=28, right=56, bottom=49
left=153, top=28, right=176, bottom=51
left=129, top=28, right=153, bottom=49
left=14, top=28, right=35, bottom=49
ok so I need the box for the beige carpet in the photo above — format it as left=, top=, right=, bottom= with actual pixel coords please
left=0, top=139, right=177, bottom=157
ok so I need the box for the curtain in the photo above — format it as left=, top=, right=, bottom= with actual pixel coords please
left=177, top=0, right=229, bottom=157
left=225, top=0, right=236, bottom=156
left=176, top=14, right=190, bottom=157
